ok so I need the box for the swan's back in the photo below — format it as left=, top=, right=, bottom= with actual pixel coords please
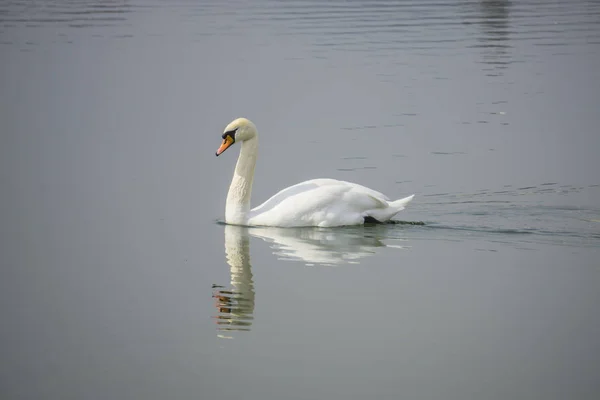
left=248, top=179, right=408, bottom=227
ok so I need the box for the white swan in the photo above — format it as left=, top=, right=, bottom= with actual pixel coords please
left=215, top=118, right=414, bottom=227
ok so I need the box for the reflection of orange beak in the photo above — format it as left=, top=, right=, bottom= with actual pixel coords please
left=215, top=135, right=234, bottom=156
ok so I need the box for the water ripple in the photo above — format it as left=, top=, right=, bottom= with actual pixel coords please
left=417, top=182, right=600, bottom=248
left=2, top=0, right=599, bottom=66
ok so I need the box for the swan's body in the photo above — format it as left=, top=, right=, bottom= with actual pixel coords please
left=216, top=118, right=414, bottom=227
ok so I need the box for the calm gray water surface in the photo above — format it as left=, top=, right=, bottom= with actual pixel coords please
left=1, top=1, right=600, bottom=399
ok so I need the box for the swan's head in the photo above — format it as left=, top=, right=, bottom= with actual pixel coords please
left=215, top=117, right=257, bottom=156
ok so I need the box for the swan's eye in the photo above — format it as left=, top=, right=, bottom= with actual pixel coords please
left=222, top=129, right=237, bottom=141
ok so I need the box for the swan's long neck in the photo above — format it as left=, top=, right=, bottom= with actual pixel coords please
left=226, top=137, right=257, bottom=225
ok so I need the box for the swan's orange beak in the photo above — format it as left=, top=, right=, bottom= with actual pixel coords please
left=216, top=135, right=234, bottom=156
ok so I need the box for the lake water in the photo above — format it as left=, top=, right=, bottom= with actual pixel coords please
left=1, top=0, right=599, bottom=399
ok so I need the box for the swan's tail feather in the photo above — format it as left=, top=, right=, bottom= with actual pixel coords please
left=390, top=194, right=414, bottom=211
left=364, top=194, right=414, bottom=222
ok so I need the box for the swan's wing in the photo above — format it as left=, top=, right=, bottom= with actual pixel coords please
left=250, top=178, right=388, bottom=215
left=248, top=184, right=350, bottom=226
left=314, top=178, right=391, bottom=202
left=249, top=180, right=389, bottom=227
left=249, top=180, right=322, bottom=215
left=337, top=180, right=391, bottom=202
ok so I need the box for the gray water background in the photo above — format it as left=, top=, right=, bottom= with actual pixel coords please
left=1, top=1, right=599, bottom=399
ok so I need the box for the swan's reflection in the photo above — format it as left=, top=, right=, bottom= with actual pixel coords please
left=213, top=224, right=410, bottom=338
left=212, top=225, right=255, bottom=338
left=478, top=0, right=511, bottom=71
left=248, top=225, right=408, bottom=266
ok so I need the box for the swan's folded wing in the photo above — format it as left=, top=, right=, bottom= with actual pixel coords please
left=346, top=183, right=390, bottom=205
left=250, top=181, right=321, bottom=215
left=307, top=178, right=390, bottom=201
left=248, top=184, right=348, bottom=226
left=250, top=179, right=388, bottom=216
